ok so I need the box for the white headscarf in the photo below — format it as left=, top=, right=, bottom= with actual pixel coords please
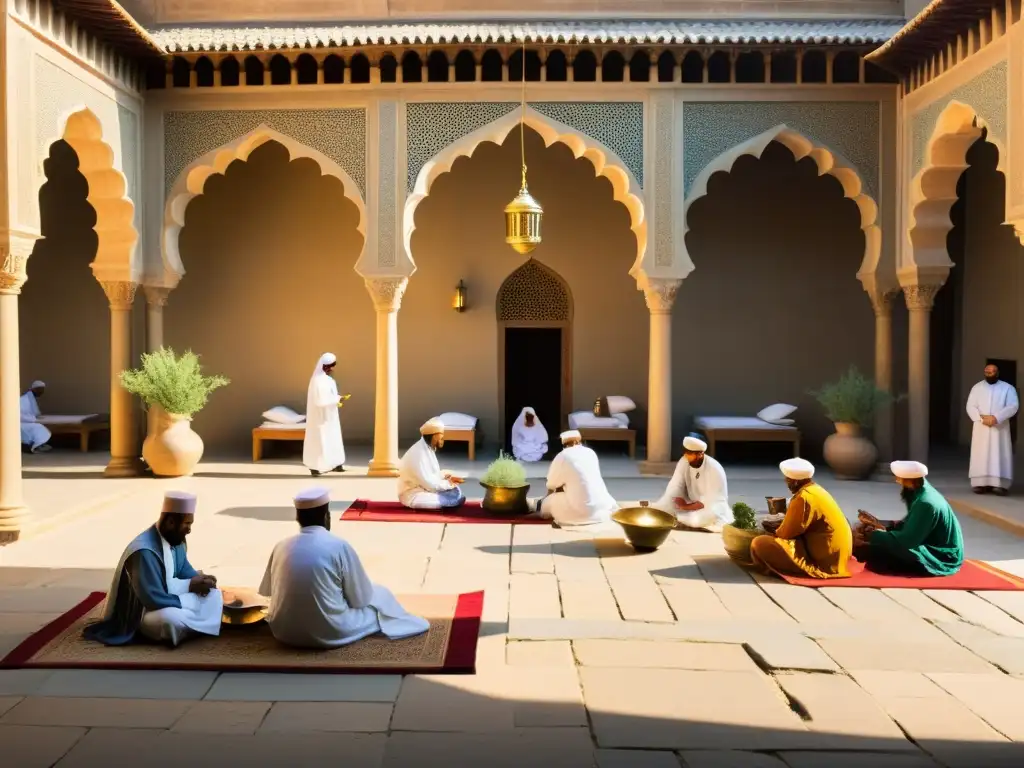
left=511, top=407, right=548, bottom=446
left=308, top=352, right=336, bottom=399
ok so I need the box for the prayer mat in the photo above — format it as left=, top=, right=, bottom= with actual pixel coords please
left=342, top=499, right=550, bottom=524
left=1, top=591, right=483, bottom=674
left=778, top=558, right=1024, bottom=591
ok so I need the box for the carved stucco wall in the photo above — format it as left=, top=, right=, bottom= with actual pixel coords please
left=405, top=102, right=645, bottom=192
left=682, top=101, right=880, bottom=199
left=909, top=60, right=1007, bottom=174
left=32, top=56, right=142, bottom=229
left=377, top=101, right=398, bottom=269
left=163, top=108, right=367, bottom=195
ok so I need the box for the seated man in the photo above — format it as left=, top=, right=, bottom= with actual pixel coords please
left=653, top=434, right=731, bottom=532
left=855, top=461, right=964, bottom=576
left=84, top=491, right=222, bottom=646
left=397, top=418, right=466, bottom=509
left=750, top=458, right=852, bottom=579
left=511, top=406, right=548, bottom=463
left=20, top=380, right=52, bottom=453
left=534, top=430, right=618, bottom=527
left=261, top=487, right=430, bottom=649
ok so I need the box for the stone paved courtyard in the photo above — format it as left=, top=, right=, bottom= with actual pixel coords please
left=2, top=449, right=1024, bottom=766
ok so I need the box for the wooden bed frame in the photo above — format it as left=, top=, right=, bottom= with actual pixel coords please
left=579, top=428, right=636, bottom=459
left=252, top=426, right=305, bottom=462
left=443, top=427, right=476, bottom=461
left=39, top=419, right=110, bottom=453
left=701, top=426, right=801, bottom=458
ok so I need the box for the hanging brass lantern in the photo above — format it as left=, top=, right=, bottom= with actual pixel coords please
left=505, top=40, right=543, bottom=255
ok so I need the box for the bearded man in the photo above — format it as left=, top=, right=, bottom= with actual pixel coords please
left=397, top=418, right=466, bottom=509
left=652, top=434, right=730, bottom=532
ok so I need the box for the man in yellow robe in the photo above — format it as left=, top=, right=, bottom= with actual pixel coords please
left=750, top=457, right=853, bottom=579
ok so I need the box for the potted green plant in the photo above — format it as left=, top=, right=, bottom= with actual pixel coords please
left=120, top=347, right=229, bottom=477
left=809, top=366, right=895, bottom=481
left=479, top=451, right=531, bottom=515
left=722, top=501, right=761, bottom=566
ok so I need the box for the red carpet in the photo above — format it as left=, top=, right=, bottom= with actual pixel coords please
left=342, top=499, right=550, bottom=524
left=779, top=558, right=1024, bottom=590
left=1, top=591, right=483, bottom=674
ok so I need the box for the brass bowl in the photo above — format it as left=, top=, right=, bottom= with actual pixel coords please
left=220, top=588, right=270, bottom=626
left=480, top=482, right=531, bottom=516
left=612, top=503, right=677, bottom=552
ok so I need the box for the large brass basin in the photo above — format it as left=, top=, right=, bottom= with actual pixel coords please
left=612, top=503, right=677, bottom=552
left=480, top=482, right=531, bottom=516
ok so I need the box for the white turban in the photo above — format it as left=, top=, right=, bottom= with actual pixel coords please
left=30, top=380, right=45, bottom=389
left=560, top=430, right=582, bottom=443
left=683, top=436, right=707, bottom=453
left=161, top=491, right=197, bottom=515
left=294, top=486, right=331, bottom=510
left=420, top=418, right=445, bottom=436
left=890, top=460, right=928, bottom=479
left=780, top=458, right=815, bottom=480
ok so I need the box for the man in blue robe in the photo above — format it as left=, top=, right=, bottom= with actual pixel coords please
left=83, top=491, right=223, bottom=646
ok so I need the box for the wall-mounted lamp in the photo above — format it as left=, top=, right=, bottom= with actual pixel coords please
left=453, top=280, right=467, bottom=312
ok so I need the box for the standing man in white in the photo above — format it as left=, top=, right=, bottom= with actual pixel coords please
left=966, top=363, right=1019, bottom=496
left=304, top=352, right=346, bottom=477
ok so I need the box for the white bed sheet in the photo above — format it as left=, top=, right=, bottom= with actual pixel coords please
left=695, top=416, right=797, bottom=432
left=258, top=422, right=307, bottom=431
left=569, top=411, right=628, bottom=430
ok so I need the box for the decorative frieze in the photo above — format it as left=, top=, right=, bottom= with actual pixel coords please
left=101, top=280, right=138, bottom=310
left=643, top=278, right=682, bottom=314
left=869, top=288, right=900, bottom=318
left=903, top=284, right=941, bottom=311
left=365, top=277, right=409, bottom=313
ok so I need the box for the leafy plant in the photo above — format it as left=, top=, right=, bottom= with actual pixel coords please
left=481, top=451, right=528, bottom=488
left=731, top=502, right=758, bottom=531
left=809, top=366, right=896, bottom=427
left=120, top=347, right=229, bottom=417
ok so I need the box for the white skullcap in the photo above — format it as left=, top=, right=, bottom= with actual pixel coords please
left=420, top=417, right=445, bottom=436
left=780, top=458, right=815, bottom=480
left=161, top=491, right=197, bottom=515
left=890, top=460, right=928, bottom=479
left=30, top=380, right=45, bottom=389
left=560, top=430, right=582, bottom=442
left=320, top=353, right=337, bottom=365
left=683, top=436, right=707, bottom=453
left=294, top=487, right=331, bottom=510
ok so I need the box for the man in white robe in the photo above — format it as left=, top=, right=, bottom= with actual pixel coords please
left=511, top=406, right=548, bottom=462
left=303, top=352, right=346, bottom=476
left=966, top=363, right=1020, bottom=495
left=653, top=435, right=732, bottom=532
left=534, top=430, right=618, bottom=527
left=397, top=418, right=466, bottom=509
left=83, top=491, right=223, bottom=647
left=20, top=380, right=52, bottom=453
left=260, top=487, right=429, bottom=649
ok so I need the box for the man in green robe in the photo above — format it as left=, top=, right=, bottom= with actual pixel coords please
left=854, top=461, right=964, bottom=576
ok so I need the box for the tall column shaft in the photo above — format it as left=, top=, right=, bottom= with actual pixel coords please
left=365, top=277, right=408, bottom=477
left=871, top=290, right=897, bottom=462
left=905, top=285, right=939, bottom=462
left=642, top=279, right=681, bottom=466
left=102, top=281, right=141, bottom=477
left=0, top=232, right=37, bottom=543
left=144, top=286, right=168, bottom=353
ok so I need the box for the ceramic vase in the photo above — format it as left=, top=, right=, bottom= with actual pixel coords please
left=143, top=405, right=205, bottom=477
left=722, top=524, right=760, bottom=566
left=822, top=422, right=877, bottom=481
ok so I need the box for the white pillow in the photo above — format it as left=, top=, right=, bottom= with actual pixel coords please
left=606, top=395, right=637, bottom=415
left=262, top=406, right=305, bottom=425
left=757, top=403, right=797, bottom=423
left=612, top=412, right=630, bottom=426
left=439, top=411, right=478, bottom=429
left=764, top=417, right=795, bottom=427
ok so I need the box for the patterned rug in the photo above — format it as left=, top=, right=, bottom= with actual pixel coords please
left=1, top=591, right=483, bottom=674
left=342, top=499, right=549, bottom=524
left=778, top=558, right=1024, bottom=590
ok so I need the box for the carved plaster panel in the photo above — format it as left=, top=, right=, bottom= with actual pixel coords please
left=0, top=233, right=39, bottom=295
left=101, top=280, right=138, bottom=310
left=643, top=278, right=681, bottom=314
left=497, top=259, right=571, bottom=322
left=910, top=60, right=1007, bottom=175
left=164, top=108, right=367, bottom=195
left=682, top=101, right=879, bottom=199
left=405, top=102, right=644, bottom=192
left=869, top=288, right=900, bottom=318
left=365, top=276, right=409, bottom=312
left=652, top=96, right=673, bottom=268
left=903, top=284, right=941, bottom=311
left=377, top=101, right=398, bottom=269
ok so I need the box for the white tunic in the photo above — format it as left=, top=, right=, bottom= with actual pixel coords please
left=652, top=454, right=732, bottom=531
left=397, top=438, right=455, bottom=508
left=260, top=526, right=429, bottom=649
left=139, top=536, right=223, bottom=647
left=967, top=379, right=1019, bottom=488
left=511, top=408, right=548, bottom=463
left=303, top=369, right=346, bottom=473
left=541, top=444, right=618, bottom=527
left=19, top=392, right=51, bottom=449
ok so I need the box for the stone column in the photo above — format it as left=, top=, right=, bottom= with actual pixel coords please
left=904, top=284, right=940, bottom=462
left=143, top=286, right=169, bottom=353
left=0, top=232, right=37, bottom=543
left=870, top=289, right=898, bottom=461
left=101, top=280, right=142, bottom=477
left=642, top=278, right=681, bottom=467
left=365, top=277, right=408, bottom=477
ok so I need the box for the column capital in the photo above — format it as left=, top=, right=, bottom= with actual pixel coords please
left=643, top=278, right=682, bottom=314
left=903, top=283, right=941, bottom=312
left=101, top=280, right=138, bottom=310
left=1013, top=221, right=1024, bottom=247
left=0, top=231, right=39, bottom=296
left=143, top=285, right=170, bottom=308
left=868, top=288, right=900, bottom=318
left=365, top=276, right=409, bottom=313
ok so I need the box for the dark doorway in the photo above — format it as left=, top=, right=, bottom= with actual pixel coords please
left=988, top=357, right=1018, bottom=447
left=504, top=327, right=563, bottom=458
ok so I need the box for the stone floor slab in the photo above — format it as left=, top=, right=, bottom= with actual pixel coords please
left=816, top=637, right=997, bottom=673
left=0, top=669, right=53, bottom=696
left=505, top=640, right=574, bottom=667
left=926, top=672, right=1024, bottom=740
left=606, top=574, right=675, bottom=623
left=0, top=696, right=193, bottom=728
left=924, top=590, right=1024, bottom=637
left=0, top=695, right=21, bottom=716
left=818, top=587, right=923, bottom=625
left=847, top=670, right=946, bottom=701
left=259, top=701, right=393, bottom=733
left=976, top=590, right=1024, bottom=624
left=743, top=634, right=839, bottom=672
left=170, top=701, right=271, bottom=735
left=203, top=673, right=402, bottom=702
left=881, top=588, right=961, bottom=623
left=558, top=579, right=621, bottom=621
left=0, top=587, right=90, bottom=613
left=573, top=640, right=760, bottom=671
left=509, top=573, right=562, bottom=619
left=382, top=728, right=595, bottom=767
left=595, top=748, right=681, bottom=767
left=0, top=724, right=87, bottom=768
left=677, top=750, right=787, bottom=767
left=778, top=752, right=940, bottom=768
left=36, top=669, right=217, bottom=699
left=751, top=573, right=854, bottom=625
left=932, top=620, right=1024, bottom=674
left=657, top=579, right=731, bottom=621
left=390, top=673, right=515, bottom=732
left=693, top=556, right=795, bottom=624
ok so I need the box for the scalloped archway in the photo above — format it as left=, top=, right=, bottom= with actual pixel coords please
left=54, top=108, right=140, bottom=284
left=682, top=124, right=881, bottom=286
left=403, top=107, right=649, bottom=281
left=160, top=125, right=367, bottom=287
